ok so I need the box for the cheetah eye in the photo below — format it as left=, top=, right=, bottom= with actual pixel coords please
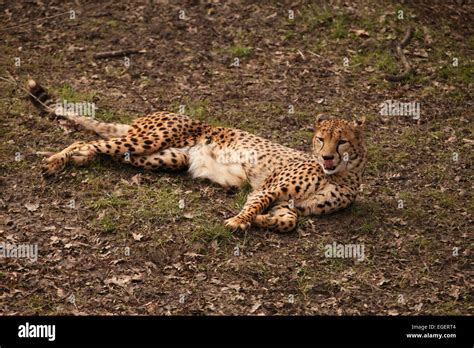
left=338, top=139, right=348, bottom=145
left=316, top=137, right=324, bottom=142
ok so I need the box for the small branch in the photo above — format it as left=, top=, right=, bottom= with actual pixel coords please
left=93, top=49, right=146, bottom=59
left=0, top=11, right=71, bottom=31
left=297, top=49, right=306, bottom=61
left=384, top=27, right=414, bottom=82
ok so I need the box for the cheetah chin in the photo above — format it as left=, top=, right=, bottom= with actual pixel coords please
left=322, top=167, right=339, bottom=175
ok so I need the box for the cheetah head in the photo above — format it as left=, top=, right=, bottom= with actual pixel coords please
left=312, top=115, right=366, bottom=175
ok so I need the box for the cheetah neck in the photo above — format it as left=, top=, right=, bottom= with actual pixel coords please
left=330, top=147, right=367, bottom=187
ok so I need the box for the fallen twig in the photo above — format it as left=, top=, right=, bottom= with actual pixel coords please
left=93, top=49, right=146, bottom=59
left=0, top=11, right=71, bottom=31
left=384, top=27, right=414, bottom=82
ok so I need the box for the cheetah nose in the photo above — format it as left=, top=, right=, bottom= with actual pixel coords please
left=324, top=159, right=335, bottom=168
left=322, top=155, right=335, bottom=169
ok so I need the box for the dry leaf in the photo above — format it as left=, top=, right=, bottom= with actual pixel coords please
left=56, top=288, right=66, bottom=298
left=25, top=202, right=39, bottom=212
left=105, top=275, right=132, bottom=287
left=132, top=232, right=143, bottom=241
left=195, top=273, right=207, bottom=281
left=414, top=303, right=423, bottom=312
left=184, top=252, right=204, bottom=258
left=350, top=29, right=370, bottom=37
left=131, top=174, right=141, bottom=186
left=413, top=49, right=428, bottom=58
left=249, top=302, right=262, bottom=313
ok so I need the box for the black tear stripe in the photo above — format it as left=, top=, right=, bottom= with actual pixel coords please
left=336, top=145, right=342, bottom=160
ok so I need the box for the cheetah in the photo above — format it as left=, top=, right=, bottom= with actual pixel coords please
left=27, top=79, right=367, bottom=233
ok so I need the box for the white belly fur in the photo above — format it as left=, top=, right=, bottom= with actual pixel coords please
left=187, top=143, right=247, bottom=187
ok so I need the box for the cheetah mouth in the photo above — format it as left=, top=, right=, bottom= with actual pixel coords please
left=324, top=164, right=336, bottom=171
left=323, top=160, right=336, bottom=171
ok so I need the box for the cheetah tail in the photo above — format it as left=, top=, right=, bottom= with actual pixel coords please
left=27, top=79, right=131, bottom=138
left=27, top=79, right=56, bottom=115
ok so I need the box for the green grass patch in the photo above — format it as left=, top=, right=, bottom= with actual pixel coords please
left=411, top=236, right=434, bottom=252
left=91, top=213, right=118, bottom=233
left=87, top=194, right=129, bottom=209
left=436, top=61, right=473, bottom=84
left=299, top=5, right=334, bottom=31
left=95, top=108, right=135, bottom=124
left=422, top=188, right=457, bottom=209
left=287, top=129, right=313, bottom=146
left=186, top=99, right=208, bottom=119
left=331, top=16, right=349, bottom=39
left=26, top=294, right=51, bottom=314
left=170, top=98, right=226, bottom=126
left=432, top=300, right=470, bottom=315
left=231, top=181, right=252, bottom=211
left=347, top=200, right=381, bottom=218
left=352, top=50, right=398, bottom=74
left=190, top=221, right=233, bottom=243
left=359, top=220, right=376, bottom=233
left=297, top=215, right=309, bottom=228
left=366, top=142, right=389, bottom=175
left=295, top=263, right=316, bottom=294
left=87, top=182, right=198, bottom=233
left=54, top=83, right=97, bottom=103
left=39, top=83, right=135, bottom=125
left=227, top=45, right=253, bottom=58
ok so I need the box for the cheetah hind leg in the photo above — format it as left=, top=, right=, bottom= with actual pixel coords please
left=41, top=135, right=161, bottom=176
left=253, top=202, right=298, bottom=233
left=41, top=141, right=96, bottom=176
left=118, top=148, right=189, bottom=171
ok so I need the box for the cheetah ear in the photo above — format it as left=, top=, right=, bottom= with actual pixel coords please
left=352, top=117, right=366, bottom=128
left=315, top=114, right=333, bottom=128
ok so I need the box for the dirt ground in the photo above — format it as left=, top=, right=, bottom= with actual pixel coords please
left=0, top=1, right=472, bottom=315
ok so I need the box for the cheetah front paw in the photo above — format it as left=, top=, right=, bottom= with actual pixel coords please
left=224, top=216, right=251, bottom=231
left=41, top=155, right=66, bottom=177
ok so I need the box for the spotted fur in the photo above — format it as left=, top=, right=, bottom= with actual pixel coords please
left=28, top=80, right=367, bottom=233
